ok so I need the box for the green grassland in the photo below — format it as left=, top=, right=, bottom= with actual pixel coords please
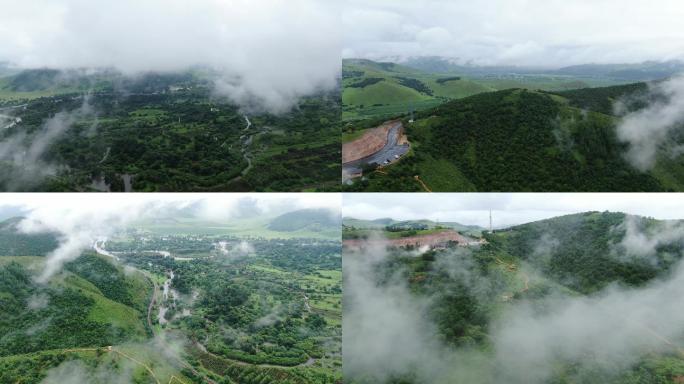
left=342, top=59, right=632, bottom=122
left=0, top=253, right=187, bottom=383
left=133, top=216, right=340, bottom=240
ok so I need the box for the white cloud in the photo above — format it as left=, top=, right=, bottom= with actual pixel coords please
left=0, top=0, right=341, bottom=113
left=617, top=75, right=684, bottom=171
left=2, top=193, right=340, bottom=282
left=343, top=193, right=684, bottom=228
left=344, top=215, right=684, bottom=383
left=343, top=0, right=684, bottom=66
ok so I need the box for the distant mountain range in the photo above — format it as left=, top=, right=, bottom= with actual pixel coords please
left=400, top=56, right=684, bottom=81
left=343, top=217, right=484, bottom=236
left=269, top=208, right=342, bottom=232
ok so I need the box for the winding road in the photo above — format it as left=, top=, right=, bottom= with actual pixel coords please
left=343, top=121, right=410, bottom=177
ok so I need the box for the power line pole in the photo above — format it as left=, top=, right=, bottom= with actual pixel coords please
left=489, top=209, right=493, bottom=233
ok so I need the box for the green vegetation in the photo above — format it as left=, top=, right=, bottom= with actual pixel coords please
left=342, top=58, right=637, bottom=121
left=0, top=258, right=149, bottom=359
left=490, top=212, right=670, bottom=292
left=346, top=212, right=684, bottom=383
left=0, top=212, right=341, bottom=383
left=115, top=233, right=342, bottom=383
left=343, top=217, right=483, bottom=238
left=342, top=59, right=485, bottom=121
left=0, top=217, right=59, bottom=256
left=0, top=69, right=341, bottom=192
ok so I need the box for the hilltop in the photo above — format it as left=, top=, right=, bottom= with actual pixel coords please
left=268, top=208, right=342, bottom=233
left=343, top=217, right=483, bottom=237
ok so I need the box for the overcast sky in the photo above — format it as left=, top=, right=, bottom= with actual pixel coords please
left=343, top=193, right=684, bottom=228
left=0, top=193, right=340, bottom=221
left=0, top=0, right=340, bottom=112
left=343, top=0, right=684, bottom=67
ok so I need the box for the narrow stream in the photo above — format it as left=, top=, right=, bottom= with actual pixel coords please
left=159, top=270, right=175, bottom=325
left=228, top=115, right=256, bottom=182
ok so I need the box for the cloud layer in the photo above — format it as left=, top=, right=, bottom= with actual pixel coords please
left=343, top=0, right=684, bottom=67
left=0, top=0, right=341, bottom=112
left=617, top=76, right=684, bottom=171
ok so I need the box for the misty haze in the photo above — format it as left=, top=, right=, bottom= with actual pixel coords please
left=343, top=194, right=684, bottom=383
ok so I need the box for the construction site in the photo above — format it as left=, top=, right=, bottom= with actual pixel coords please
left=343, top=229, right=479, bottom=249
left=342, top=120, right=410, bottom=182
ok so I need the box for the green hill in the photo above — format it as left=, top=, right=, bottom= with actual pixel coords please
left=342, top=58, right=642, bottom=121
left=0, top=254, right=150, bottom=357
left=343, top=217, right=483, bottom=237
left=488, top=212, right=678, bottom=293
left=0, top=246, right=158, bottom=383
left=342, top=59, right=490, bottom=121
left=344, top=83, right=682, bottom=192
left=269, top=208, right=341, bottom=232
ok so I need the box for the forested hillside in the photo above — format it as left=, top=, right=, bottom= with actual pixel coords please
left=345, top=212, right=684, bottom=384
left=345, top=83, right=681, bottom=192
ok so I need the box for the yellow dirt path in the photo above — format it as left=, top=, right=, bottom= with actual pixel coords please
left=414, top=175, right=432, bottom=192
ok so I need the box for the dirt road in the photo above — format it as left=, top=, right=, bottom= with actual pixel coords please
left=344, top=229, right=468, bottom=249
